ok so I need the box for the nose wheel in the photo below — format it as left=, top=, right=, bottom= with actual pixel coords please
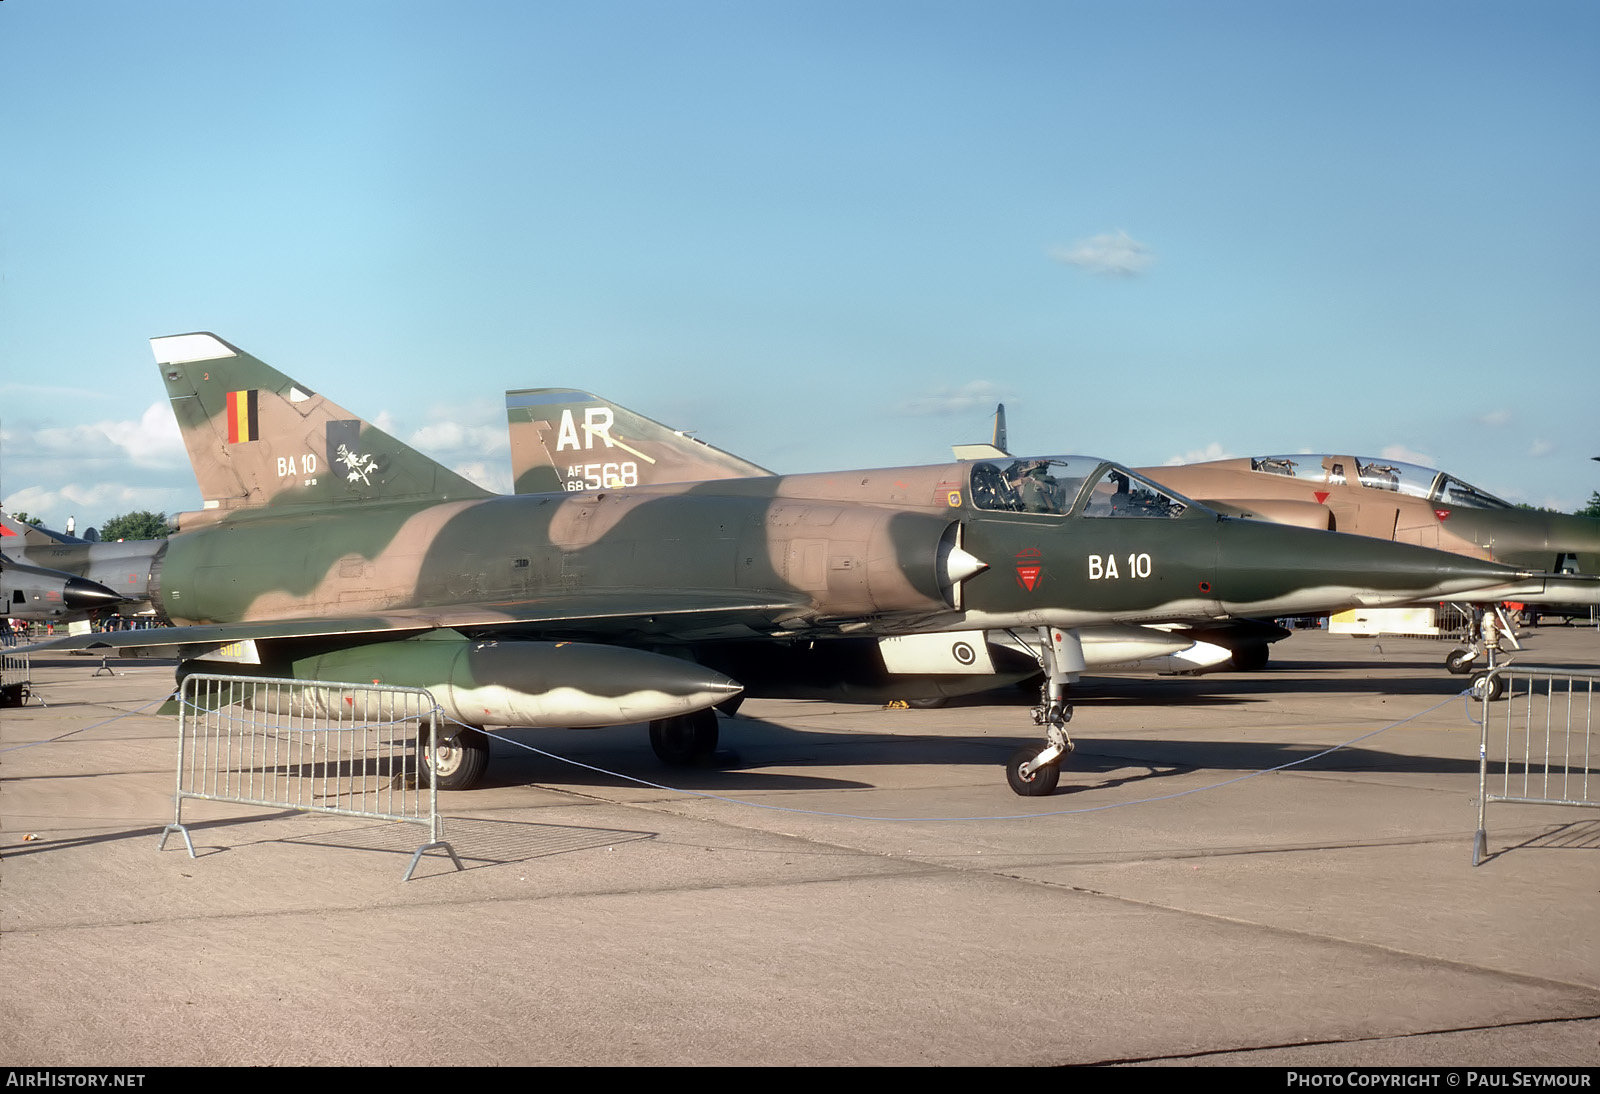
left=1007, top=746, right=1061, bottom=796
left=1004, top=627, right=1081, bottom=796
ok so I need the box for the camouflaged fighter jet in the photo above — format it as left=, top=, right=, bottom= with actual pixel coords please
left=15, top=333, right=1552, bottom=797
left=1137, top=454, right=1600, bottom=673
left=1, top=512, right=163, bottom=616
left=506, top=388, right=1237, bottom=677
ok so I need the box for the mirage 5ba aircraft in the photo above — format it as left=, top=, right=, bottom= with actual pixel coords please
left=506, top=388, right=1247, bottom=676
left=20, top=334, right=1544, bottom=796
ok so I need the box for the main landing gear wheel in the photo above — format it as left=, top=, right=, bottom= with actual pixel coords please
left=1229, top=641, right=1270, bottom=672
left=420, top=725, right=489, bottom=791
left=1006, top=746, right=1061, bottom=797
left=649, top=709, right=719, bottom=765
left=1445, top=648, right=1477, bottom=675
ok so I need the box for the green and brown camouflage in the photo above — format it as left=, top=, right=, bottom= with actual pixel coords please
left=17, top=333, right=1552, bottom=793
left=507, top=388, right=769, bottom=494
left=1141, top=455, right=1600, bottom=607
left=1142, top=454, right=1600, bottom=569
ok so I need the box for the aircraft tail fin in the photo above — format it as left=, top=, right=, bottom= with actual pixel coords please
left=0, top=512, right=75, bottom=546
left=506, top=388, right=771, bottom=493
left=952, top=403, right=1011, bottom=461
left=151, top=333, right=493, bottom=513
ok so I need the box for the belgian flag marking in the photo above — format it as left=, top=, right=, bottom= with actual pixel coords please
left=226, top=390, right=259, bottom=444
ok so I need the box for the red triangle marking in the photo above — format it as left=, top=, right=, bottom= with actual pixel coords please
left=1314, top=491, right=1330, bottom=504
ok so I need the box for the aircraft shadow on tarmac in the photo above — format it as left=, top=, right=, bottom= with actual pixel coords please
left=470, top=696, right=1575, bottom=800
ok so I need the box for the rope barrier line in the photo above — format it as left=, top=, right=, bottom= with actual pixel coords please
left=8, top=676, right=1474, bottom=822
left=0, top=697, right=171, bottom=753
left=458, top=690, right=1474, bottom=822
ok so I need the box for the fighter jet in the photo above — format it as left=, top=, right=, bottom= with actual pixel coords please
left=19, top=334, right=1547, bottom=797
left=1, top=512, right=164, bottom=615
left=1, top=554, right=125, bottom=622
left=1137, top=454, right=1600, bottom=670
left=505, top=387, right=1238, bottom=677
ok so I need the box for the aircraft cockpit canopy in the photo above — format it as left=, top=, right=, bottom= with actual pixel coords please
left=966, top=457, right=1190, bottom=518
left=968, top=457, right=1083, bottom=515
left=1432, top=474, right=1515, bottom=510
left=1080, top=465, right=1191, bottom=518
left=1248, top=454, right=1515, bottom=510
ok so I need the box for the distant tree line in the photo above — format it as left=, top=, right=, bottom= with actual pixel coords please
left=99, top=511, right=170, bottom=541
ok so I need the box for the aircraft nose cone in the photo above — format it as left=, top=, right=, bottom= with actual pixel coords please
left=62, top=576, right=125, bottom=612
left=1211, top=518, right=1525, bottom=614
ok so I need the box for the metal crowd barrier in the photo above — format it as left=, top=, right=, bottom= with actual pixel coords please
left=1, top=652, right=31, bottom=707
left=1473, top=665, right=1598, bottom=866
left=162, top=673, right=463, bottom=880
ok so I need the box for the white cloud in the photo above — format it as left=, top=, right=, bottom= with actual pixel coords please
left=1163, top=442, right=1231, bottom=465
left=1051, top=231, right=1155, bottom=277
left=1379, top=444, right=1436, bottom=467
left=410, top=421, right=507, bottom=456
left=1475, top=410, right=1512, bottom=427
left=900, top=381, right=1010, bottom=417
left=2, top=482, right=195, bottom=528
left=1529, top=438, right=1557, bottom=457
left=8, top=402, right=185, bottom=469
left=371, top=402, right=507, bottom=461
left=450, top=461, right=512, bottom=495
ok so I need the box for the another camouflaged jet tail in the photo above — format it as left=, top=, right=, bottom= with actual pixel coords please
left=506, top=387, right=770, bottom=494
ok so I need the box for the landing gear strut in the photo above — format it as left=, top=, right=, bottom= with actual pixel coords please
left=1444, top=605, right=1521, bottom=676
left=1005, top=626, right=1082, bottom=797
left=1470, top=609, right=1509, bottom=702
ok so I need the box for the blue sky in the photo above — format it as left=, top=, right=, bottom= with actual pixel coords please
left=3, top=0, right=1597, bottom=531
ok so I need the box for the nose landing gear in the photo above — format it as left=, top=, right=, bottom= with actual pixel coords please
left=1005, top=626, right=1082, bottom=797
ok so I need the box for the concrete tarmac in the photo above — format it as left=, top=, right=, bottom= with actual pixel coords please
left=2, top=628, right=1597, bottom=1067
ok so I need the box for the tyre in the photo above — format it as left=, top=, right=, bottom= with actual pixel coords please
left=1471, top=673, right=1505, bottom=702
left=649, top=709, right=719, bottom=765
left=1229, top=642, right=1269, bottom=672
left=1445, top=648, right=1477, bottom=675
left=1006, top=746, right=1060, bottom=797
left=419, top=725, right=489, bottom=791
